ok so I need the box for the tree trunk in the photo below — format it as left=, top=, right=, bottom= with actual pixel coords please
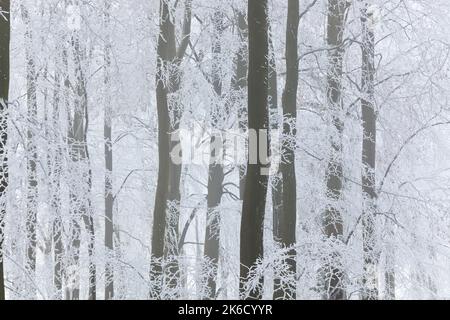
left=273, top=0, right=299, bottom=300
left=0, top=0, right=10, bottom=301
left=21, top=4, right=39, bottom=288
left=50, top=64, right=63, bottom=299
left=163, top=0, right=192, bottom=293
left=66, top=30, right=96, bottom=300
left=360, top=1, right=378, bottom=300
left=268, top=29, right=282, bottom=242
left=151, top=0, right=191, bottom=299
left=240, top=0, right=269, bottom=300
left=269, top=30, right=282, bottom=248
left=322, top=0, right=350, bottom=300
left=151, top=0, right=177, bottom=298
left=204, top=10, right=225, bottom=300
left=384, top=221, right=395, bottom=299
left=231, top=10, right=248, bottom=200
left=61, top=44, right=71, bottom=300
left=75, top=37, right=97, bottom=301
left=104, top=0, right=114, bottom=300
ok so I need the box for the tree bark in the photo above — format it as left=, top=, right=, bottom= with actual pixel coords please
left=360, top=1, right=378, bottom=300
left=0, top=0, right=10, bottom=301
left=240, top=0, right=269, bottom=300
left=269, top=30, right=283, bottom=254
left=163, top=2, right=191, bottom=292
left=104, top=0, right=114, bottom=300
left=384, top=218, right=395, bottom=299
left=65, top=29, right=96, bottom=300
left=204, top=10, right=225, bottom=300
left=384, top=250, right=395, bottom=299
left=151, top=0, right=191, bottom=299
left=274, top=0, right=299, bottom=300
left=231, top=10, right=248, bottom=200
left=151, top=0, right=174, bottom=297
left=151, top=0, right=177, bottom=299
left=51, top=68, right=63, bottom=298
left=322, top=0, right=350, bottom=300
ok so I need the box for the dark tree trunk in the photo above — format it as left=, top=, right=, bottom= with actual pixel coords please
left=274, top=0, right=299, bottom=300
left=163, top=2, right=191, bottom=292
left=104, top=0, right=114, bottom=300
left=0, top=0, right=10, bottom=301
left=204, top=11, right=225, bottom=300
left=269, top=32, right=283, bottom=250
left=240, top=0, right=269, bottom=300
left=360, top=2, right=378, bottom=300
left=151, top=0, right=191, bottom=299
left=151, top=0, right=176, bottom=299
left=322, top=0, right=350, bottom=300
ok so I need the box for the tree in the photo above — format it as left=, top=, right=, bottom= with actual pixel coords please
left=321, top=0, right=350, bottom=300
left=268, top=23, right=283, bottom=298
left=50, top=59, right=63, bottom=298
left=204, top=10, right=225, bottom=300
left=0, top=0, right=9, bottom=301
left=151, top=0, right=191, bottom=299
left=240, top=0, right=269, bottom=300
left=384, top=225, right=395, bottom=299
left=360, top=0, right=378, bottom=300
left=104, top=0, right=114, bottom=300
left=273, top=0, right=300, bottom=300
left=231, top=8, right=248, bottom=200
left=65, top=17, right=96, bottom=299
left=151, top=0, right=175, bottom=298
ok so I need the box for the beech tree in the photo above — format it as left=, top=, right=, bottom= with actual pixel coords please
left=321, top=0, right=350, bottom=300
left=273, top=0, right=300, bottom=300
left=151, top=0, right=192, bottom=299
left=360, top=0, right=378, bottom=300
left=240, top=0, right=269, bottom=300
left=103, top=0, right=114, bottom=300
left=0, top=0, right=448, bottom=301
left=204, top=10, right=225, bottom=300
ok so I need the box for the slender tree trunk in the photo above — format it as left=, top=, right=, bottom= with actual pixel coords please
left=273, top=0, right=299, bottom=300
left=104, top=0, right=114, bottom=300
left=322, top=0, right=350, bottom=300
left=360, top=1, right=378, bottom=300
left=151, top=0, right=191, bottom=299
left=240, top=0, right=269, bottom=300
left=151, top=0, right=177, bottom=298
left=0, top=0, right=10, bottom=301
left=75, top=38, right=97, bottom=301
left=231, top=10, right=248, bottom=200
left=384, top=222, right=395, bottom=299
left=204, top=11, right=225, bottom=300
left=66, top=30, right=96, bottom=300
left=21, top=4, right=39, bottom=286
left=66, top=48, right=83, bottom=300
left=50, top=68, right=63, bottom=299
left=268, top=26, right=286, bottom=299
left=268, top=29, right=282, bottom=245
left=163, top=1, right=192, bottom=293
left=61, top=43, right=71, bottom=300
left=46, top=41, right=63, bottom=297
